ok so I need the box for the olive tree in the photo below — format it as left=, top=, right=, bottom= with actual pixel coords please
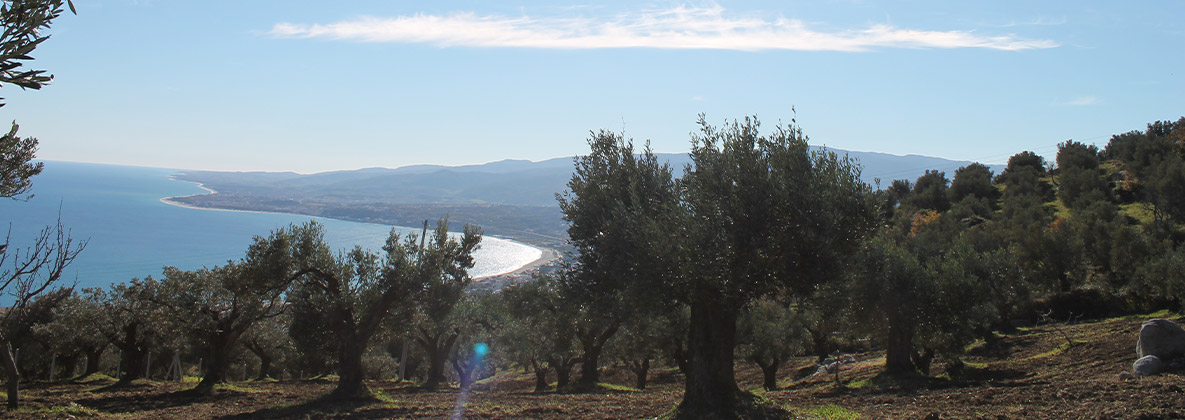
left=849, top=211, right=1023, bottom=376
left=241, top=310, right=295, bottom=381
left=32, top=292, right=108, bottom=378
left=154, top=240, right=293, bottom=395
left=286, top=220, right=480, bottom=398
left=737, top=299, right=808, bottom=391
left=675, top=115, right=874, bottom=417
left=413, top=221, right=482, bottom=391
left=91, top=279, right=171, bottom=385
left=556, top=130, right=680, bottom=389
left=497, top=273, right=580, bottom=392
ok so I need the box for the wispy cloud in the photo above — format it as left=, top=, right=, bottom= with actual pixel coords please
left=1000, top=16, right=1068, bottom=27
left=1059, top=96, right=1102, bottom=106
left=268, top=5, right=1058, bottom=52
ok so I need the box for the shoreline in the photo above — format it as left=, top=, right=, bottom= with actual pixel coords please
left=159, top=180, right=558, bottom=280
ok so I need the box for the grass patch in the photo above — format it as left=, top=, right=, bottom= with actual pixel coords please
left=1025, top=340, right=1087, bottom=361
left=300, top=374, right=339, bottom=382
left=214, top=383, right=268, bottom=394
left=800, top=404, right=862, bottom=420
left=1045, top=196, right=1070, bottom=219
left=963, top=361, right=989, bottom=369
left=1145, top=309, right=1175, bottom=319
left=75, top=373, right=117, bottom=383
left=844, top=378, right=873, bottom=389
left=1119, top=202, right=1156, bottom=226
left=368, top=388, right=395, bottom=403
left=18, top=402, right=111, bottom=418
left=597, top=382, right=642, bottom=392
left=1106, top=309, right=1177, bottom=322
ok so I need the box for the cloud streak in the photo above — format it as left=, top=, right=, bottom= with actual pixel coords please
left=268, top=5, right=1058, bottom=52
left=1060, top=96, right=1102, bottom=106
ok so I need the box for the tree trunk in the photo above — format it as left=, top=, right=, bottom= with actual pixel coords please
left=418, top=330, right=458, bottom=391
left=576, top=346, right=601, bottom=387
left=58, top=353, right=79, bottom=381
left=195, top=330, right=240, bottom=394
left=754, top=355, right=780, bottom=391
left=531, top=360, right=549, bottom=393
left=256, top=354, right=273, bottom=381
left=549, top=356, right=577, bottom=389
left=885, top=321, right=915, bottom=375
left=670, top=338, right=689, bottom=375
left=3, top=342, right=19, bottom=410
left=330, top=335, right=368, bottom=399
left=82, top=347, right=103, bottom=378
left=630, top=358, right=650, bottom=390
left=245, top=340, right=274, bottom=381
left=911, top=348, right=934, bottom=377
left=576, top=321, right=620, bottom=387
left=809, top=327, right=831, bottom=363
left=452, top=357, right=478, bottom=390
left=115, top=323, right=146, bottom=384
left=678, top=298, right=743, bottom=418
left=117, top=346, right=147, bottom=384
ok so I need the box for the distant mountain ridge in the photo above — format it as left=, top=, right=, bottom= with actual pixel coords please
left=176, top=149, right=1003, bottom=208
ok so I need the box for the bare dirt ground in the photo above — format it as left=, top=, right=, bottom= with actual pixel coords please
left=6, top=314, right=1181, bottom=419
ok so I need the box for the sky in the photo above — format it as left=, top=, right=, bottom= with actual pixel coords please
left=4, top=0, right=1183, bottom=173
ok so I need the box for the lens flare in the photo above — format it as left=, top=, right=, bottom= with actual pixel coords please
left=450, top=342, right=491, bottom=420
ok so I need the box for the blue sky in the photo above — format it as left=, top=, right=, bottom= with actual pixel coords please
left=5, top=1, right=1182, bottom=173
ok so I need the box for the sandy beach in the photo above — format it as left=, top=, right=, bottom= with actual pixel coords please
left=475, top=247, right=560, bottom=280
left=160, top=181, right=559, bottom=279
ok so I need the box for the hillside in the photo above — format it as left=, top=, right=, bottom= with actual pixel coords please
left=8, top=314, right=1176, bottom=419
left=170, top=149, right=1001, bottom=248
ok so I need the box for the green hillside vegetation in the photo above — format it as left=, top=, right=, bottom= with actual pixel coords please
left=4, top=115, right=1185, bottom=419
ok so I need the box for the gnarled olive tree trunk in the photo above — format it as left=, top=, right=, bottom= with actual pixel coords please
left=678, top=298, right=743, bottom=418
left=575, top=321, right=620, bottom=387
left=194, top=328, right=247, bottom=394
left=418, top=328, right=458, bottom=391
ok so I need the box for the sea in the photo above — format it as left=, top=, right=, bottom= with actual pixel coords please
left=0, top=161, right=542, bottom=297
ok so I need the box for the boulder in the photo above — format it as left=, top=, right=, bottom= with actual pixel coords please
left=1136, top=318, right=1185, bottom=359
left=1133, top=355, right=1163, bottom=377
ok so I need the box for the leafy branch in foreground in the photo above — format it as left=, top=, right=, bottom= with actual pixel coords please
left=0, top=216, right=85, bottom=408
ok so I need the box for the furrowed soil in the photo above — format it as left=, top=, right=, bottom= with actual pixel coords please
left=7, top=314, right=1182, bottom=419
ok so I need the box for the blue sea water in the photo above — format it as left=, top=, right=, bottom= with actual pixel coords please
left=0, top=161, right=542, bottom=295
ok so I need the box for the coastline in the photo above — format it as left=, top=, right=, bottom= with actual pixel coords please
left=159, top=180, right=559, bottom=280
left=481, top=247, right=559, bottom=280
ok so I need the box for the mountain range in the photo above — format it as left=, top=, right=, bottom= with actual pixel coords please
left=170, top=149, right=1004, bottom=248
left=176, top=149, right=1002, bottom=207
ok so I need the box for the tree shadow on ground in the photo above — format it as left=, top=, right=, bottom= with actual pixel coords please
left=89, top=380, right=168, bottom=394
left=78, top=387, right=221, bottom=413
left=967, top=334, right=1041, bottom=359
left=211, top=395, right=395, bottom=420
left=811, top=368, right=1037, bottom=400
